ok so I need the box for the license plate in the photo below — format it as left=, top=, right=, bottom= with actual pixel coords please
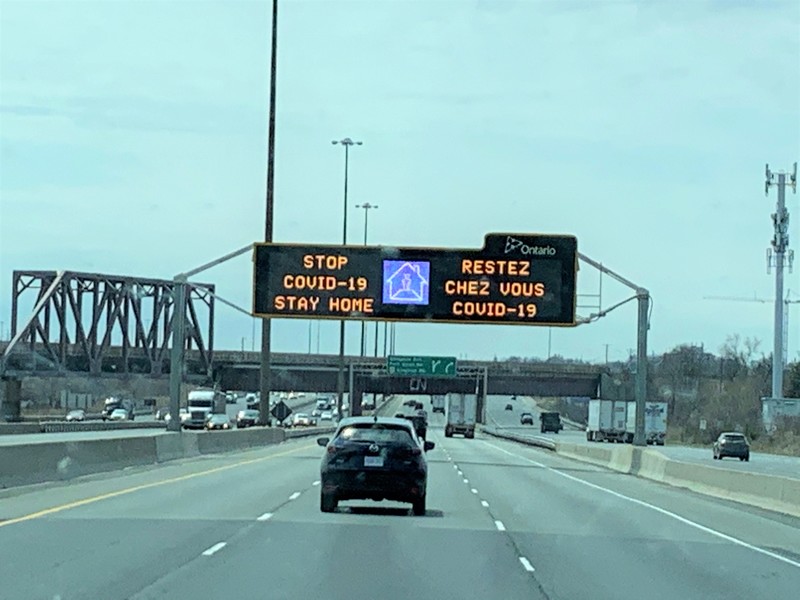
left=364, top=456, right=384, bottom=467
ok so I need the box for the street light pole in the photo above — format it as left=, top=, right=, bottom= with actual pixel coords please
left=332, top=138, right=362, bottom=416
left=356, top=202, right=378, bottom=357
left=259, top=0, right=279, bottom=427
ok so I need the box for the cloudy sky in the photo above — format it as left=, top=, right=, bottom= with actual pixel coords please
left=1, top=0, right=798, bottom=363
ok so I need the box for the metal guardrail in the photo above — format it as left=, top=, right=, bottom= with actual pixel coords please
left=481, top=425, right=556, bottom=451
left=39, top=421, right=167, bottom=434
left=284, top=426, right=337, bottom=439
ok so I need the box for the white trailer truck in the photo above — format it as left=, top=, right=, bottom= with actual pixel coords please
left=445, top=393, right=476, bottom=438
left=586, top=399, right=629, bottom=443
left=624, top=401, right=668, bottom=445
left=431, top=395, right=446, bottom=414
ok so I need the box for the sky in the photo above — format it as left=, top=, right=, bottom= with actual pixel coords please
left=1, top=0, right=799, bottom=364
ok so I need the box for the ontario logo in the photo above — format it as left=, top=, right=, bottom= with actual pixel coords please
left=503, top=236, right=556, bottom=256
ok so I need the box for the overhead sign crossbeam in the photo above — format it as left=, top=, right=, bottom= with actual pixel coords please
left=253, top=233, right=577, bottom=327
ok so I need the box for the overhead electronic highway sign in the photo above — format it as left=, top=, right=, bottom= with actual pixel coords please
left=253, top=233, right=577, bottom=326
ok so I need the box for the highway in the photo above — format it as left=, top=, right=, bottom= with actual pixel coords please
left=0, top=395, right=798, bottom=600
left=487, top=395, right=800, bottom=481
left=0, top=394, right=325, bottom=447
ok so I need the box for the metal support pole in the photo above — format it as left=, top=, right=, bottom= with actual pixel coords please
left=632, top=290, right=649, bottom=446
left=258, top=0, right=279, bottom=427
left=348, top=362, right=355, bottom=417
left=332, top=138, right=361, bottom=417
left=168, top=278, right=187, bottom=432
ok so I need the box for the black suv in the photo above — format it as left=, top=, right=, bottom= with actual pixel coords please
left=713, top=432, right=750, bottom=461
left=317, top=417, right=434, bottom=515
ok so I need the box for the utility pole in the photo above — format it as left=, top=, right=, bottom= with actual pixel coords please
left=765, top=163, right=797, bottom=399
left=258, top=0, right=279, bottom=426
left=332, top=138, right=362, bottom=417
left=356, top=202, right=378, bottom=356
left=604, top=344, right=610, bottom=365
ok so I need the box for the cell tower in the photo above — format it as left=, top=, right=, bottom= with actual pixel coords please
left=765, top=162, right=797, bottom=398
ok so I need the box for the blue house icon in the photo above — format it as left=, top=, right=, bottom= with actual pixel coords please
left=382, top=261, right=430, bottom=305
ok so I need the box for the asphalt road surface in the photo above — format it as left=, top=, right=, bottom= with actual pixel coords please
left=488, top=395, right=800, bottom=481
left=1, top=403, right=798, bottom=600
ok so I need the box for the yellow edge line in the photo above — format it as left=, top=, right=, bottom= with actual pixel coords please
left=0, top=443, right=312, bottom=529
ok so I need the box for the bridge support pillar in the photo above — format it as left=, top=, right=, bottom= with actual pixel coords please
left=0, top=378, right=22, bottom=422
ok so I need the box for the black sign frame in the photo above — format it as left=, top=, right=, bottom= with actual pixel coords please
left=252, top=232, right=577, bottom=327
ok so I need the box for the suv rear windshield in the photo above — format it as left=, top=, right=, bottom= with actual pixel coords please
left=723, top=434, right=746, bottom=442
left=337, top=424, right=414, bottom=445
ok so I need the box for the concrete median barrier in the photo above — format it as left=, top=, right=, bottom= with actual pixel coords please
left=630, top=449, right=800, bottom=518
left=0, top=436, right=159, bottom=488
left=0, top=424, right=302, bottom=490
left=479, top=426, right=800, bottom=518
left=195, top=427, right=285, bottom=454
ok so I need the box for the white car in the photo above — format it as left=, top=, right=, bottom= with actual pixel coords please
left=65, top=409, right=86, bottom=422
left=108, top=408, right=129, bottom=421
left=320, top=411, right=334, bottom=421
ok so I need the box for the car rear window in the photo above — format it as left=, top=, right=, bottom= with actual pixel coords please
left=724, top=434, right=746, bottom=441
left=337, top=424, right=414, bottom=445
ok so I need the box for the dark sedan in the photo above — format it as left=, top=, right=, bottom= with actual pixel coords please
left=236, top=409, right=259, bottom=428
left=317, top=417, right=434, bottom=515
left=713, top=432, right=750, bottom=461
left=205, top=414, right=231, bottom=431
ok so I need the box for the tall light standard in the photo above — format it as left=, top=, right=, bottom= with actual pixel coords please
left=332, top=137, right=362, bottom=415
left=356, top=202, right=378, bottom=356
left=258, top=0, right=279, bottom=427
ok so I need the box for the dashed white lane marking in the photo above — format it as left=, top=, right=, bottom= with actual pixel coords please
left=519, top=557, right=535, bottom=572
left=289, top=491, right=301, bottom=500
left=480, top=440, right=800, bottom=570
left=312, top=480, right=321, bottom=486
left=494, top=520, right=506, bottom=531
left=257, top=512, right=273, bottom=521
left=471, top=488, right=478, bottom=494
left=463, top=478, right=469, bottom=484
left=202, top=542, right=226, bottom=556
left=481, top=500, right=489, bottom=508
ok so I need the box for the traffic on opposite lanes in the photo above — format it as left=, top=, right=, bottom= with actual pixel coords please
left=486, top=395, right=800, bottom=481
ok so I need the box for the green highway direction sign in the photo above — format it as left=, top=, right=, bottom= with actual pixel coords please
left=387, top=355, right=457, bottom=377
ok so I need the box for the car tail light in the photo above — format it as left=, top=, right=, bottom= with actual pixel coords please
left=410, top=447, right=422, bottom=456
left=326, top=445, right=338, bottom=455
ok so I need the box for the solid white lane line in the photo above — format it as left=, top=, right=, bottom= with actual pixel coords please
left=519, top=557, right=536, bottom=572
left=312, top=480, right=321, bottom=486
left=494, top=520, right=506, bottom=531
left=202, top=542, right=226, bottom=556
left=471, top=488, right=478, bottom=494
left=481, top=500, right=490, bottom=508
left=257, top=512, right=273, bottom=521
left=480, top=440, right=800, bottom=570
left=289, top=492, right=301, bottom=500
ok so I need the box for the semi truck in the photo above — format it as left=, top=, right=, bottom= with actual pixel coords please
left=445, top=393, right=476, bottom=438
left=625, top=401, right=668, bottom=445
left=185, top=389, right=226, bottom=429
left=587, top=399, right=669, bottom=444
left=586, top=399, right=628, bottom=443
left=431, top=395, right=446, bottom=414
